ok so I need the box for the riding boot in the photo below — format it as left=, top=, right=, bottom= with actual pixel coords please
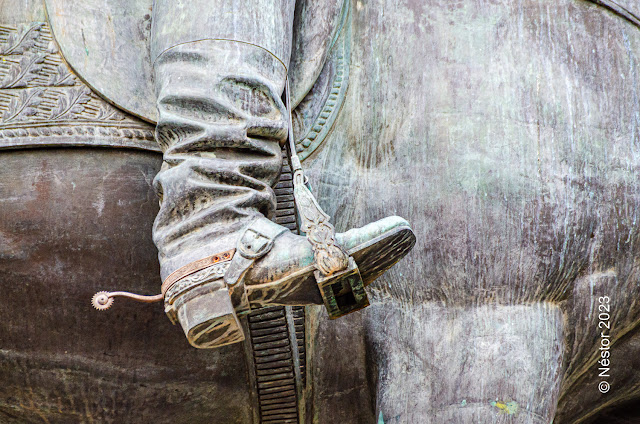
left=152, top=42, right=415, bottom=349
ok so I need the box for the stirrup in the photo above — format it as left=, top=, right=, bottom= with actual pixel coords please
left=284, top=78, right=369, bottom=319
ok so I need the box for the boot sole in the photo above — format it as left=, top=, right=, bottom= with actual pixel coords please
left=348, top=225, right=416, bottom=286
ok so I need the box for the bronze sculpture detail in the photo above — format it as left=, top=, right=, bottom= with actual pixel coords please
left=4, top=0, right=640, bottom=423
left=77, top=0, right=416, bottom=349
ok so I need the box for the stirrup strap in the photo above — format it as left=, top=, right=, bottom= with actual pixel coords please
left=284, top=78, right=369, bottom=319
left=284, top=78, right=350, bottom=277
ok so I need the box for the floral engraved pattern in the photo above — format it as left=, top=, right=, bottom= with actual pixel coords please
left=1, top=88, right=42, bottom=121
left=0, top=23, right=43, bottom=55
left=46, top=62, right=77, bottom=87
left=293, top=169, right=349, bottom=276
left=0, top=52, right=46, bottom=88
left=48, top=86, right=91, bottom=120
left=0, top=22, right=156, bottom=150
left=165, top=262, right=231, bottom=302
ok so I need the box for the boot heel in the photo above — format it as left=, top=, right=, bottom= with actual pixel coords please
left=315, top=257, right=370, bottom=319
left=167, top=282, right=245, bottom=348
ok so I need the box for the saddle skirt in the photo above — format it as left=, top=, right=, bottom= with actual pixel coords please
left=43, top=0, right=347, bottom=124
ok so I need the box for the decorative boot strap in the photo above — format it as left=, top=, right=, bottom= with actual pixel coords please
left=162, top=249, right=235, bottom=297
left=90, top=217, right=285, bottom=312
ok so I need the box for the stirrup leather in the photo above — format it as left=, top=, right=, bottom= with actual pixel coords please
left=285, top=78, right=369, bottom=319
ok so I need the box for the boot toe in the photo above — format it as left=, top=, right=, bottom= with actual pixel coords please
left=337, top=216, right=415, bottom=285
left=336, top=215, right=412, bottom=252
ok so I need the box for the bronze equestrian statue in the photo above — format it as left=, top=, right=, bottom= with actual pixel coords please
left=73, top=0, right=415, bottom=349
left=2, top=0, right=640, bottom=423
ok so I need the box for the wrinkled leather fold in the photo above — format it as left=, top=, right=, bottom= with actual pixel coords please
left=152, top=40, right=288, bottom=281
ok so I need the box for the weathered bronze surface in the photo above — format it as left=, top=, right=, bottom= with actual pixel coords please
left=0, top=149, right=258, bottom=423
left=3, top=0, right=640, bottom=423
left=42, top=0, right=347, bottom=121
left=306, top=1, right=640, bottom=422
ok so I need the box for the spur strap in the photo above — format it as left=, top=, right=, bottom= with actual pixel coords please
left=161, top=249, right=235, bottom=295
